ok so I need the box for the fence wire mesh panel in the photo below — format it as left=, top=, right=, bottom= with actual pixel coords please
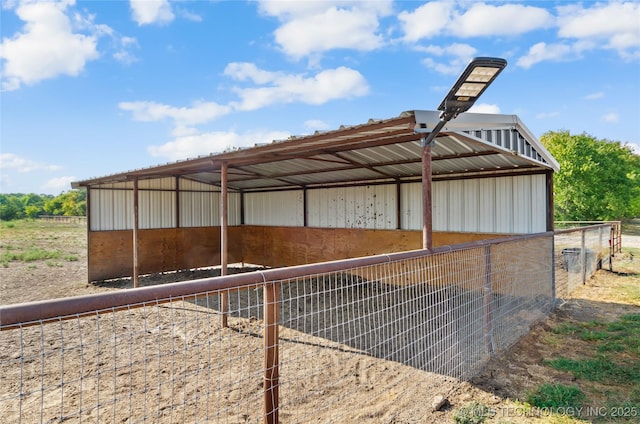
left=554, top=224, right=612, bottom=298
left=276, top=236, right=554, bottom=422
left=1, top=233, right=555, bottom=423
left=0, top=290, right=266, bottom=423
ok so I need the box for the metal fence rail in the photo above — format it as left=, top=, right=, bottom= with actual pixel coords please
left=1, top=233, right=555, bottom=423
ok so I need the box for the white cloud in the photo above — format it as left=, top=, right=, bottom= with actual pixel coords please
left=452, top=3, right=553, bottom=37
left=557, top=2, right=640, bottom=59
left=518, top=2, right=640, bottom=68
left=516, top=42, right=573, bottom=68
left=0, top=0, right=99, bottom=91
left=0, top=153, right=62, bottom=173
left=602, top=112, right=619, bottom=123
left=419, top=43, right=477, bottom=75
left=224, top=63, right=369, bottom=110
left=147, top=129, right=291, bottom=161
left=119, top=100, right=232, bottom=126
left=258, top=0, right=392, bottom=59
left=398, top=1, right=454, bottom=41
left=468, top=103, right=501, bottom=114
left=130, top=0, right=174, bottom=26
left=585, top=91, right=604, bottom=100
left=399, top=2, right=552, bottom=41
left=113, top=36, right=139, bottom=64
left=42, top=176, right=76, bottom=193
left=304, top=119, right=331, bottom=131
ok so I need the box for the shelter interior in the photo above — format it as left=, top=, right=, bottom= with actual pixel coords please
left=72, top=110, right=559, bottom=282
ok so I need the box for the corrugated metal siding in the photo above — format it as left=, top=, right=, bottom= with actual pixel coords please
left=244, top=191, right=304, bottom=226
left=180, top=192, right=216, bottom=227
left=90, top=187, right=132, bottom=231
left=89, top=174, right=546, bottom=234
left=307, top=185, right=397, bottom=229
left=90, top=178, right=242, bottom=231
left=139, top=191, right=175, bottom=229
left=180, top=192, right=241, bottom=227
left=400, top=175, right=547, bottom=234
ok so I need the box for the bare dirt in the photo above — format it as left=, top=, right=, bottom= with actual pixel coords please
left=1, top=221, right=638, bottom=423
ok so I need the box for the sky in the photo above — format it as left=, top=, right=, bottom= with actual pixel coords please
left=1, top=0, right=639, bottom=195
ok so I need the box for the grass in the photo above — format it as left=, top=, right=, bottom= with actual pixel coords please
left=0, top=219, right=85, bottom=267
left=534, top=313, right=640, bottom=421
left=526, top=383, right=585, bottom=409
left=453, top=401, right=494, bottom=424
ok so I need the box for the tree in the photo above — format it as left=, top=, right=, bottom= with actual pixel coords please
left=0, top=190, right=86, bottom=221
left=541, top=131, right=640, bottom=221
left=0, top=195, right=23, bottom=220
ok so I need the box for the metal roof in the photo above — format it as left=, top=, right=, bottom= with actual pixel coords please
left=72, top=110, right=559, bottom=192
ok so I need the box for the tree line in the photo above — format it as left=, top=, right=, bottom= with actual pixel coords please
left=541, top=131, right=639, bottom=221
left=0, top=132, right=638, bottom=222
left=0, top=190, right=86, bottom=221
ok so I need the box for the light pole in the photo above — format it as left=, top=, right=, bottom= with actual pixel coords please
left=420, top=57, right=507, bottom=249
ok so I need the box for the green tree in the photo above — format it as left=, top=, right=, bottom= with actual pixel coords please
left=541, top=131, right=640, bottom=220
left=0, top=194, right=23, bottom=220
left=60, top=190, right=86, bottom=216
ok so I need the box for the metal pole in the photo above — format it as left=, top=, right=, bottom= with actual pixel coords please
left=133, top=178, right=139, bottom=288
left=220, top=162, right=229, bottom=328
left=421, top=145, right=433, bottom=250
left=420, top=118, right=447, bottom=250
left=264, top=282, right=280, bottom=424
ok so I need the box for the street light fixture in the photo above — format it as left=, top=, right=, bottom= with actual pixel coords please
left=421, top=57, right=507, bottom=146
left=419, top=57, right=506, bottom=251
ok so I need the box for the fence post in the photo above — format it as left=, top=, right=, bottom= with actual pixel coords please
left=483, top=245, right=494, bottom=355
left=264, top=281, right=280, bottom=424
left=580, top=230, right=586, bottom=285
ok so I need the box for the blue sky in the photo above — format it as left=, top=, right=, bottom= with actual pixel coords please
left=1, top=0, right=639, bottom=195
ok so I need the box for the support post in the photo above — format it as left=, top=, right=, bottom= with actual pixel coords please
left=133, top=178, right=139, bottom=288
left=264, top=282, right=280, bottom=424
left=421, top=144, right=433, bottom=250
left=220, top=162, right=229, bottom=328
left=581, top=230, right=587, bottom=285
left=483, top=244, right=494, bottom=355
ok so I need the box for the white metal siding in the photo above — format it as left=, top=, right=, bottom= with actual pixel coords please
left=89, top=175, right=546, bottom=233
left=139, top=191, right=175, bottom=229
left=180, top=192, right=241, bottom=227
left=401, top=182, right=421, bottom=231
left=180, top=192, right=216, bottom=227
left=307, top=185, right=397, bottom=229
left=399, top=175, right=547, bottom=234
left=90, top=187, right=132, bottom=231
left=89, top=178, right=242, bottom=230
left=244, top=191, right=304, bottom=226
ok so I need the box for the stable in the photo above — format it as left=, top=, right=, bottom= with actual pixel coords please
left=72, top=110, right=559, bottom=283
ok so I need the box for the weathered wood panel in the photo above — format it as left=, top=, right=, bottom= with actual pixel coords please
left=88, top=227, right=243, bottom=281
left=88, top=225, right=507, bottom=282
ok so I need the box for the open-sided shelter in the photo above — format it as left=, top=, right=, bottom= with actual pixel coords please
left=72, top=110, right=559, bottom=282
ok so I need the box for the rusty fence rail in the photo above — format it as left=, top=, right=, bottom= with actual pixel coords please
left=1, top=233, right=555, bottom=423
left=554, top=223, right=613, bottom=298
left=37, top=215, right=87, bottom=224
left=555, top=220, right=621, bottom=255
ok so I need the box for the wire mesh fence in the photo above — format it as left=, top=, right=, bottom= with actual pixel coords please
left=1, top=233, right=555, bottom=423
left=554, top=224, right=612, bottom=298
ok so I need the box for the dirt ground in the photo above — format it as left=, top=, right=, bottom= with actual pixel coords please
left=1, top=221, right=639, bottom=423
